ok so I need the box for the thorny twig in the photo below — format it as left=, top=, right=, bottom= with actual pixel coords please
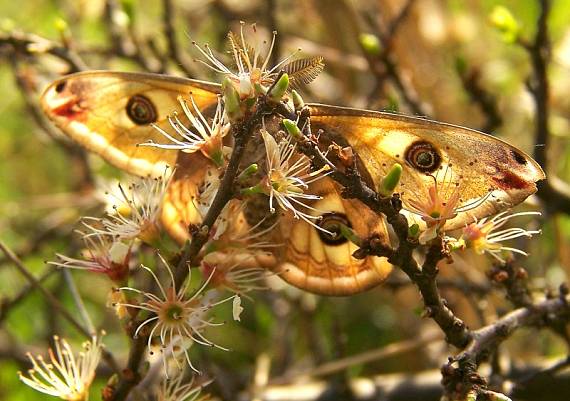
left=354, top=0, right=428, bottom=115
left=0, top=240, right=121, bottom=374
left=456, top=65, right=503, bottom=133
left=108, top=87, right=283, bottom=401
left=276, top=103, right=470, bottom=348
left=162, top=0, right=196, bottom=77
left=523, top=0, right=570, bottom=215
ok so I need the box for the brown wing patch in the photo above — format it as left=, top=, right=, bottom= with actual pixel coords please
left=275, top=177, right=392, bottom=296
left=308, top=104, right=545, bottom=231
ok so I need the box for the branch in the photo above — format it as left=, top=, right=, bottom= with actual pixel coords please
left=277, top=104, right=471, bottom=348
left=456, top=65, right=503, bottom=133
left=251, top=360, right=570, bottom=401
left=0, top=30, right=88, bottom=72
left=0, top=239, right=120, bottom=374
left=523, top=0, right=570, bottom=215
left=108, top=95, right=276, bottom=401
left=442, top=291, right=570, bottom=399
left=162, top=0, right=196, bottom=77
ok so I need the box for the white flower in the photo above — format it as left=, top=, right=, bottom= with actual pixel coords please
left=19, top=335, right=104, bottom=401
left=115, top=255, right=233, bottom=373
left=260, top=130, right=329, bottom=231
left=49, top=228, right=131, bottom=283
left=458, top=211, right=541, bottom=261
left=156, top=371, right=209, bottom=401
left=193, top=22, right=295, bottom=99
left=143, top=96, right=230, bottom=167
left=404, top=167, right=490, bottom=243
left=85, top=169, right=171, bottom=243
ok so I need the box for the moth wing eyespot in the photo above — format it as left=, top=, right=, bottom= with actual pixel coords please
left=404, top=141, right=442, bottom=173
left=316, top=212, right=351, bottom=246
left=126, top=95, right=158, bottom=125
left=55, top=81, right=67, bottom=93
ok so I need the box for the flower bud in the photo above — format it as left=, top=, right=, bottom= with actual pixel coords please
left=339, top=224, right=362, bottom=246
left=291, top=89, right=305, bottom=110
left=359, top=33, right=382, bottom=56
left=282, top=119, right=302, bottom=139
left=408, top=223, right=420, bottom=239
left=222, top=77, right=243, bottom=121
left=489, top=6, right=520, bottom=44
left=268, top=73, right=289, bottom=102
left=238, top=163, right=259, bottom=182
left=378, top=163, right=402, bottom=196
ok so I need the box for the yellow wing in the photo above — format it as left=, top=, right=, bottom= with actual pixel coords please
left=275, top=177, right=392, bottom=296
left=40, top=71, right=220, bottom=177
left=308, top=104, right=545, bottom=230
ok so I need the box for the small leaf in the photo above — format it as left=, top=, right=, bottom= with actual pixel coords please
left=283, top=56, right=325, bottom=90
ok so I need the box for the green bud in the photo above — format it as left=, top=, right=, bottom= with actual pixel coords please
left=54, top=17, right=69, bottom=33
left=489, top=6, right=520, bottom=44
left=384, top=95, right=399, bottom=113
left=292, top=89, right=305, bottom=110
left=0, top=18, right=15, bottom=32
left=241, top=184, right=264, bottom=196
left=222, top=77, right=243, bottom=121
left=238, top=163, right=258, bottom=182
left=339, top=224, right=362, bottom=246
left=254, top=82, right=267, bottom=95
left=408, top=224, right=420, bottom=239
left=282, top=119, right=302, bottom=139
left=268, top=73, right=289, bottom=102
left=378, top=163, right=402, bottom=196
left=359, top=33, right=382, bottom=56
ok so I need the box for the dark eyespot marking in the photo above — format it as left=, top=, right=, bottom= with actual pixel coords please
left=317, top=212, right=351, bottom=246
left=126, top=95, right=157, bottom=125
left=55, top=81, right=67, bottom=93
left=511, top=150, right=527, bottom=165
left=405, top=141, right=441, bottom=173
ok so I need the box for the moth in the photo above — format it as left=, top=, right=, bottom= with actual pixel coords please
left=40, top=71, right=545, bottom=296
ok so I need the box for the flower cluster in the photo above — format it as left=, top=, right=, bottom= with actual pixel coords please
left=19, top=335, right=104, bottom=401
left=87, top=169, right=172, bottom=244
left=114, top=255, right=241, bottom=374
left=193, top=22, right=291, bottom=100
left=144, top=96, right=230, bottom=167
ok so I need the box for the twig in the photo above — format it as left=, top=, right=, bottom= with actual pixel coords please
left=523, top=0, right=570, bottom=215
left=108, top=94, right=277, bottom=401
left=354, top=0, right=428, bottom=115
left=456, top=65, right=503, bottom=133
left=9, top=57, right=94, bottom=191
left=277, top=103, right=470, bottom=347
left=442, top=291, right=570, bottom=399
left=0, top=31, right=88, bottom=72
left=0, top=266, right=57, bottom=324
left=0, top=239, right=120, bottom=374
left=103, top=0, right=160, bottom=72
left=270, top=331, right=442, bottom=384
left=162, top=0, right=196, bottom=77
left=63, top=269, right=96, bottom=335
